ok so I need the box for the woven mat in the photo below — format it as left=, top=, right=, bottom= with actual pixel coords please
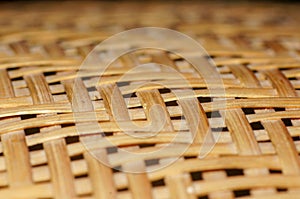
left=0, top=1, right=300, bottom=199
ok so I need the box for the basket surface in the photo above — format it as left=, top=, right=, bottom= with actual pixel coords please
left=0, top=1, right=300, bottom=199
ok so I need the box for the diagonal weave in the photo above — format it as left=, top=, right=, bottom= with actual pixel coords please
left=0, top=1, right=300, bottom=199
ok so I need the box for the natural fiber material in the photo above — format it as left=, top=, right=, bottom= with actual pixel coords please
left=0, top=1, right=300, bottom=198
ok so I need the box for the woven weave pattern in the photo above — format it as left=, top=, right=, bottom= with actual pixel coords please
left=0, top=1, right=300, bottom=199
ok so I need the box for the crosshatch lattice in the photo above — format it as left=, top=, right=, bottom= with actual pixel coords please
left=0, top=1, right=300, bottom=199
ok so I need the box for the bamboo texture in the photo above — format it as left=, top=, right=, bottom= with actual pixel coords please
left=0, top=1, right=300, bottom=199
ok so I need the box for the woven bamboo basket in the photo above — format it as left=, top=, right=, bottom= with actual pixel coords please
left=0, top=1, right=300, bottom=199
